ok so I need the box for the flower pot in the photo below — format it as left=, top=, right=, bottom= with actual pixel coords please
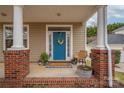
left=71, top=58, right=78, bottom=65
left=76, top=69, right=92, bottom=78
left=42, top=61, right=48, bottom=66
left=76, top=65, right=92, bottom=78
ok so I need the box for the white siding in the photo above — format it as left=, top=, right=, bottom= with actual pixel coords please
left=0, top=23, right=86, bottom=62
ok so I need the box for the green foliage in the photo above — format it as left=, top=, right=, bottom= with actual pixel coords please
left=107, top=23, right=124, bottom=34
left=87, top=23, right=124, bottom=37
left=115, top=50, right=121, bottom=64
left=40, top=52, right=49, bottom=63
left=87, top=26, right=97, bottom=37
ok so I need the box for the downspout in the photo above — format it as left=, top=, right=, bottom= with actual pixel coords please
left=104, top=6, right=113, bottom=87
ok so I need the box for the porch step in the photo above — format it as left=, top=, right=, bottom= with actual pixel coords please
left=46, top=61, right=72, bottom=68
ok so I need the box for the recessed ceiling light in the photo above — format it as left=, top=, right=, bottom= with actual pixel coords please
left=56, top=13, right=61, bottom=16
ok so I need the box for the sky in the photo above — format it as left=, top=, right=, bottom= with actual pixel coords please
left=87, top=5, right=124, bottom=26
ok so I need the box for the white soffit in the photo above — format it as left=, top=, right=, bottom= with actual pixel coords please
left=0, top=5, right=97, bottom=22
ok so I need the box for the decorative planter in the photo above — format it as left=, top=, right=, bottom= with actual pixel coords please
left=71, top=58, right=78, bottom=65
left=37, top=60, right=48, bottom=66
left=76, top=65, right=92, bottom=78
left=42, top=61, right=48, bottom=66
left=40, top=52, right=49, bottom=66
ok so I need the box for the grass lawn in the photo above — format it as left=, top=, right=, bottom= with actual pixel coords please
left=115, top=71, right=124, bottom=84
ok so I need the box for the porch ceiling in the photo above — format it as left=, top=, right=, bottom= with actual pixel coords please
left=0, top=5, right=98, bottom=22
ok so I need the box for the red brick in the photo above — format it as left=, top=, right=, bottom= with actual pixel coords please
left=91, top=49, right=115, bottom=87
left=3, top=50, right=30, bottom=80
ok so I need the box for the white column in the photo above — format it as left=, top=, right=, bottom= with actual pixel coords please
left=11, top=5, right=24, bottom=50
left=82, top=22, right=87, bottom=51
left=96, top=6, right=106, bottom=48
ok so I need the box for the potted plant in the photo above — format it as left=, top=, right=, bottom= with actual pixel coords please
left=76, top=64, right=92, bottom=78
left=38, top=59, right=42, bottom=65
left=40, top=52, right=49, bottom=66
left=71, top=57, right=78, bottom=65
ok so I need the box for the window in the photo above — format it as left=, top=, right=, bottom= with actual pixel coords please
left=3, top=25, right=29, bottom=50
left=67, top=33, right=70, bottom=57
left=48, top=32, right=53, bottom=60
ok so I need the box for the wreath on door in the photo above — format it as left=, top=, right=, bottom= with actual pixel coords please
left=57, top=32, right=64, bottom=45
left=58, top=39, right=64, bottom=45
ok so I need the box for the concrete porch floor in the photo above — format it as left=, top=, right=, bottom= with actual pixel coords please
left=0, top=62, right=80, bottom=78
left=26, top=63, right=80, bottom=77
left=1, top=62, right=124, bottom=78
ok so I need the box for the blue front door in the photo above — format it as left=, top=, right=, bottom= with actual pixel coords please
left=53, top=32, right=66, bottom=60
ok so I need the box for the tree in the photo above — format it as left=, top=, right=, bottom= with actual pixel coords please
left=107, top=23, right=124, bottom=34
left=87, top=26, right=97, bottom=37
left=87, top=22, right=124, bottom=37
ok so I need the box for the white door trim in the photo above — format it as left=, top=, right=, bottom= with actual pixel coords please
left=46, top=24, right=73, bottom=61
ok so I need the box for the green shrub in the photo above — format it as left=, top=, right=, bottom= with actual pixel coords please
left=40, top=52, right=49, bottom=65
left=115, top=50, right=121, bottom=64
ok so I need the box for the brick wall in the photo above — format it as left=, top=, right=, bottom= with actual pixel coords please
left=23, top=77, right=99, bottom=88
left=0, top=24, right=3, bottom=62
left=0, top=48, right=116, bottom=88
left=0, top=79, right=22, bottom=88
left=3, top=50, right=30, bottom=80
left=90, top=49, right=115, bottom=87
left=0, top=78, right=123, bottom=88
left=0, top=77, right=99, bottom=88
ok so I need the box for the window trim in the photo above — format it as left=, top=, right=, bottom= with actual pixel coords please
left=3, top=24, right=29, bottom=50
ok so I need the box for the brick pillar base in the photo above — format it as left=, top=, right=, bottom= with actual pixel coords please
left=3, top=50, right=30, bottom=80
left=90, top=49, right=115, bottom=87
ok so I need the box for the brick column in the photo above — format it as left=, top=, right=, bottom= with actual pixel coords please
left=91, top=49, right=115, bottom=87
left=4, top=50, right=30, bottom=80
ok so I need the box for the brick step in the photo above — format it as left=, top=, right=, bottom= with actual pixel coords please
left=0, top=77, right=99, bottom=88
left=22, top=77, right=98, bottom=88
left=1, top=78, right=123, bottom=88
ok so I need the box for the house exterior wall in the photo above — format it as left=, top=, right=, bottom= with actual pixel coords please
left=0, top=23, right=85, bottom=62
left=109, top=44, right=124, bottom=50
left=114, top=30, right=124, bottom=35
left=73, top=23, right=85, bottom=55
left=29, top=23, right=46, bottom=61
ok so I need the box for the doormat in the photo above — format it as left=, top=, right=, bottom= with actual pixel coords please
left=46, top=62, right=72, bottom=68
